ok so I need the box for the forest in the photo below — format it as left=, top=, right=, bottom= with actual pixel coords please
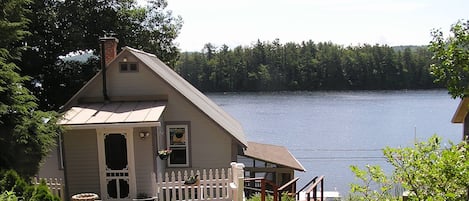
left=175, top=40, right=437, bottom=92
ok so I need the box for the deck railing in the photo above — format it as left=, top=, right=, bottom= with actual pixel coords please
left=32, top=177, right=65, bottom=201
left=243, top=177, right=299, bottom=201
left=301, top=175, right=324, bottom=201
left=155, top=162, right=245, bottom=201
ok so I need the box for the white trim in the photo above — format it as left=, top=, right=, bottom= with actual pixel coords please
left=96, top=130, right=105, bottom=200
left=97, top=128, right=137, bottom=200
left=127, top=130, right=137, bottom=199
left=66, top=122, right=160, bottom=130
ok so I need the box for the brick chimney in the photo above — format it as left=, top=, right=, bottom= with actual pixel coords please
left=99, top=37, right=119, bottom=66
left=99, top=37, right=118, bottom=101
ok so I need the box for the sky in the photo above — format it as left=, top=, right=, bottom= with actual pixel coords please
left=156, top=0, right=469, bottom=52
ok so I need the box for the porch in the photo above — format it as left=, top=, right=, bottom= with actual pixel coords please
left=37, top=163, right=328, bottom=201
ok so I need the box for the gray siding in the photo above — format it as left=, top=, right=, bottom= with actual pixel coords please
left=163, top=84, right=233, bottom=169
left=64, top=129, right=100, bottom=197
left=37, top=147, right=64, bottom=179
left=133, top=127, right=155, bottom=196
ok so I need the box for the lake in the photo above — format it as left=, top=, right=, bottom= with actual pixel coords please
left=207, top=90, right=462, bottom=195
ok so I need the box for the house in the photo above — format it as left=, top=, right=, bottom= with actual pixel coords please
left=37, top=37, right=305, bottom=201
left=451, top=97, right=469, bottom=141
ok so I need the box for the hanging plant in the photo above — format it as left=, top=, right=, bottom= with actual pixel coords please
left=158, top=149, right=172, bottom=160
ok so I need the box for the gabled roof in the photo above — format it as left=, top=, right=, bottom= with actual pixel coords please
left=452, top=98, right=469, bottom=123
left=126, top=47, right=247, bottom=146
left=62, top=46, right=247, bottom=147
left=244, top=141, right=306, bottom=171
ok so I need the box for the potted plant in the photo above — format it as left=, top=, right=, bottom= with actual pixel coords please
left=157, top=149, right=172, bottom=160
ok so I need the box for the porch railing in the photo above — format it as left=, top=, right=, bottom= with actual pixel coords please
left=155, top=162, right=245, bottom=201
left=32, top=177, right=66, bottom=201
left=298, top=175, right=324, bottom=201
left=243, top=177, right=299, bottom=201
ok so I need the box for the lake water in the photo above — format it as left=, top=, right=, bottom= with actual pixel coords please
left=207, top=90, right=462, bottom=195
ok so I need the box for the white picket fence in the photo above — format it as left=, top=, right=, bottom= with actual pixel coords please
left=32, top=177, right=66, bottom=201
left=155, top=162, right=245, bottom=201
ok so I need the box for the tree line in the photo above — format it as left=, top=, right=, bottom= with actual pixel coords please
left=175, top=40, right=438, bottom=92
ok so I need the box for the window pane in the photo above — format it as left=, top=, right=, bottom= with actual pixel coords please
left=169, top=127, right=186, bottom=145
left=120, top=63, right=128, bottom=71
left=170, top=149, right=187, bottom=164
left=129, top=63, right=137, bottom=71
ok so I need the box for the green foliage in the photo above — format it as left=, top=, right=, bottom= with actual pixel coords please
left=350, top=135, right=468, bottom=201
left=176, top=41, right=436, bottom=92
left=0, top=0, right=61, bottom=178
left=0, top=0, right=31, bottom=59
left=28, top=180, right=60, bottom=201
left=0, top=191, right=18, bottom=201
left=0, top=55, right=61, bottom=177
left=20, top=0, right=183, bottom=110
left=349, top=165, right=399, bottom=201
left=246, top=192, right=295, bottom=201
left=429, top=19, right=469, bottom=98
left=384, top=135, right=468, bottom=201
left=0, top=170, right=27, bottom=196
left=0, top=170, right=60, bottom=201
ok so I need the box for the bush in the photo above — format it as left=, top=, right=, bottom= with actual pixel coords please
left=29, top=181, right=60, bottom=201
left=246, top=192, right=295, bottom=201
left=0, top=170, right=27, bottom=196
left=0, top=191, right=17, bottom=201
left=0, top=170, right=60, bottom=201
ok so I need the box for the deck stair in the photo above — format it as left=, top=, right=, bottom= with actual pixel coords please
left=243, top=175, right=325, bottom=201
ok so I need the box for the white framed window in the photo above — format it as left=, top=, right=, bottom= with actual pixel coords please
left=166, top=125, right=189, bottom=167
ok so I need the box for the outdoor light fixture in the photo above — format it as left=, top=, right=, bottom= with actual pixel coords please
left=123, top=57, right=128, bottom=62
left=139, top=132, right=149, bottom=140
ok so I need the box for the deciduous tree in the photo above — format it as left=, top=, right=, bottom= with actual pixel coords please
left=20, top=0, right=183, bottom=110
left=349, top=136, right=469, bottom=201
left=384, top=135, right=468, bottom=201
left=430, top=19, right=469, bottom=98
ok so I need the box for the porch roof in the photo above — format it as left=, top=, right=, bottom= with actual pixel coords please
left=243, top=141, right=306, bottom=172
left=452, top=97, right=468, bottom=123
left=59, top=101, right=166, bottom=129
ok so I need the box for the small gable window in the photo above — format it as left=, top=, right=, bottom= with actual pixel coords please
left=166, top=124, right=190, bottom=167
left=120, top=62, right=138, bottom=72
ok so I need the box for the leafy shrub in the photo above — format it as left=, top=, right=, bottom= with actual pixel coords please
left=28, top=180, right=60, bottom=201
left=0, top=191, right=17, bottom=201
left=246, top=192, right=295, bottom=201
left=0, top=170, right=27, bottom=196
left=0, top=170, right=59, bottom=201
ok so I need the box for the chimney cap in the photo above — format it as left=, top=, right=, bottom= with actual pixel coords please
left=99, top=36, right=119, bottom=42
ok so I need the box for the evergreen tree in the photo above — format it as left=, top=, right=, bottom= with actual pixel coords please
left=0, top=0, right=61, bottom=178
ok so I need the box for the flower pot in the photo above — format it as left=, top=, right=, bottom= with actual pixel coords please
left=158, top=154, right=169, bottom=160
left=71, top=193, right=99, bottom=201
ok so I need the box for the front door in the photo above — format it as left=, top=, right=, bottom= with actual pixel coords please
left=97, top=128, right=136, bottom=200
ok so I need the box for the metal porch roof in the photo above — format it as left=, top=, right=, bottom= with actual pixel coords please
left=59, top=101, right=166, bottom=128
